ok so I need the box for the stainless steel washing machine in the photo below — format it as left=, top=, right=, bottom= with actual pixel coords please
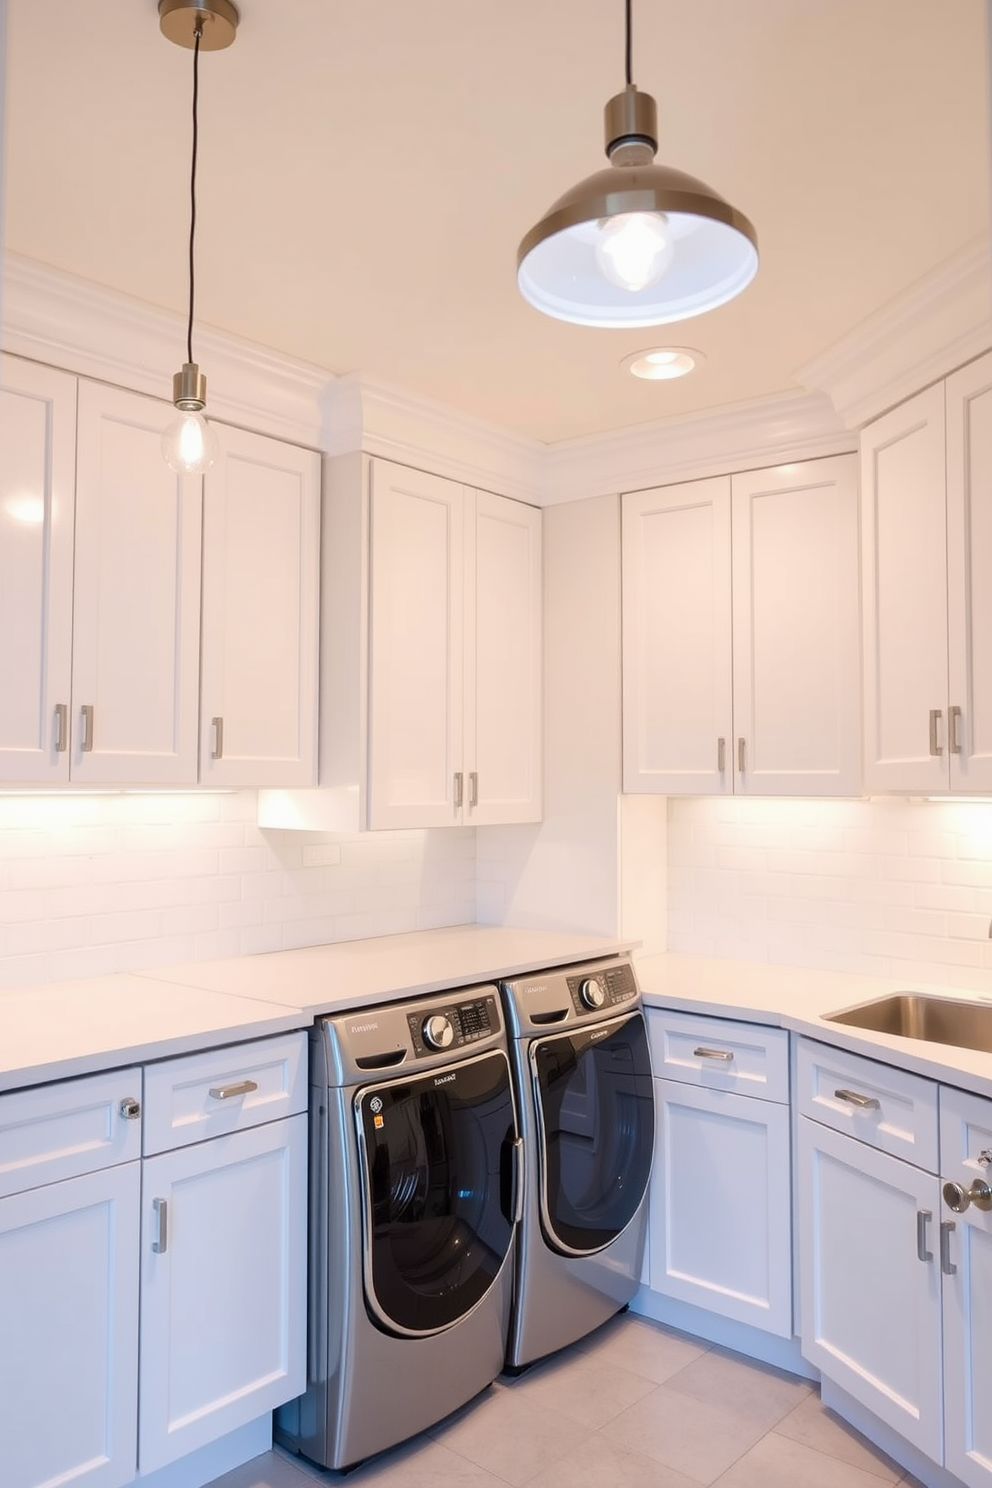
left=499, top=954, right=655, bottom=1370
left=275, top=986, right=521, bottom=1472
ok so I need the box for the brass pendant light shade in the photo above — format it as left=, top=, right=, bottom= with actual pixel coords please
left=517, top=8, right=759, bottom=329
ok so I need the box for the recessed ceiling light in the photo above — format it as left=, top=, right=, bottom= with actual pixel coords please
left=622, top=347, right=703, bottom=381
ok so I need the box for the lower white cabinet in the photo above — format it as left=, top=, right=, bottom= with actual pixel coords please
left=644, top=1010, right=793, bottom=1338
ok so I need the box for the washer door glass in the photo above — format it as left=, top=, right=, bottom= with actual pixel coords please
left=532, top=1010, right=654, bottom=1256
left=356, top=1048, right=517, bottom=1337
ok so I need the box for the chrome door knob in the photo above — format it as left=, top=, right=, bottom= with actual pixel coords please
left=943, top=1179, right=992, bottom=1213
left=579, top=977, right=606, bottom=1010
left=422, top=1014, right=455, bottom=1050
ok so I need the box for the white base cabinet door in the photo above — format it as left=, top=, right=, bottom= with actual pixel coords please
left=0, top=1163, right=141, bottom=1488
left=138, top=1115, right=306, bottom=1474
left=798, top=1116, right=943, bottom=1461
left=649, top=1078, right=793, bottom=1336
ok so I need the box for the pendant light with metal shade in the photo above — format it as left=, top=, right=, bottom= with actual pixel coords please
left=159, top=0, right=238, bottom=475
left=517, top=0, right=758, bottom=328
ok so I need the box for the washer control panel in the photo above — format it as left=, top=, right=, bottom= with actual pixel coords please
left=407, top=993, right=500, bottom=1058
left=566, top=959, right=638, bottom=1017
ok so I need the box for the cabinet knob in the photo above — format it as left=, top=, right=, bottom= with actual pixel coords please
left=943, top=1179, right=992, bottom=1214
left=119, top=1096, right=141, bottom=1121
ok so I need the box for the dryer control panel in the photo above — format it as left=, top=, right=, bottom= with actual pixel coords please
left=407, top=994, right=500, bottom=1058
left=566, top=960, right=638, bottom=1016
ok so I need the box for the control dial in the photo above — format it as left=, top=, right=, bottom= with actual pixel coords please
left=422, top=1013, right=455, bottom=1050
left=579, top=977, right=607, bottom=1010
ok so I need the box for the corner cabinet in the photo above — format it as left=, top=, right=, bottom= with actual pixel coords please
left=259, top=453, right=542, bottom=831
left=861, top=350, right=992, bottom=794
left=622, top=454, right=860, bottom=796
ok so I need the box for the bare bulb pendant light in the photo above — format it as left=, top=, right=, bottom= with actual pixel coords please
left=516, top=0, right=758, bottom=328
left=159, top=0, right=239, bottom=475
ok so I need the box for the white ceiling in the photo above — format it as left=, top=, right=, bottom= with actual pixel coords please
left=2, top=0, right=990, bottom=444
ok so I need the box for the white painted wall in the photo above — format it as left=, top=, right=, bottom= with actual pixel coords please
left=668, top=795, right=992, bottom=992
left=0, top=791, right=475, bottom=990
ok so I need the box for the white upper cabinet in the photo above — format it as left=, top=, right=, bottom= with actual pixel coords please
left=199, top=425, right=320, bottom=788
left=862, top=352, right=992, bottom=794
left=623, top=454, right=860, bottom=796
left=71, top=381, right=203, bottom=786
left=0, top=356, right=77, bottom=783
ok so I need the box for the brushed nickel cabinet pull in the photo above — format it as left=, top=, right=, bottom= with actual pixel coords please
left=940, top=1220, right=957, bottom=1276
left=54, top=703, right=68, bottom=753
left=454, top=772, right=464, bottom=809
left=834, top=1088, right=880, bottom=1111
left=80, top=704, right=94, bottom=753
left=152, top=1198, right=168, bottom=1254
left=694, top=1046, right=734, bottom=1062
left=929, top=708, right=943, bottom=757
left=916, top=1208, right=933, bottom=1262
left=717, top=737, right=726, bottom=772
left=469, top=772, right=478, bottom=808
left=208, top=1080, right=259, bottom=1100
left=737, top=737, right=746, bottom=773
left=211, top=716, right=224, bottom=760
left=949, top=705, right=962, bottom=755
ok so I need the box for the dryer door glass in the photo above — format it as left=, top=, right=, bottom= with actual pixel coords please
left=356, top=1048, right=517, bottom=1337
left=532, top=1011, right=654, bottom=1256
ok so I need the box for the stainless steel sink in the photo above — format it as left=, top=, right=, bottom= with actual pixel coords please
left=824, top=994, right=992, bottom=1054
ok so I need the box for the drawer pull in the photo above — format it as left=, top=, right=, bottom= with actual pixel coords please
left=208, top=1080, right=259, bottom=1100
left=941, top=1220, right=957, bottom=1276
left=80, top=703, right=94, bottom=753
left=943, top=1179, right=992, bottom=1214
left=119, top=1096, right=141, bottom=1121
left=929, top=707, right=943, bottom=757
left=834, top=1088, right=880, bottom=1111
left=54, top=702, right=68, bottom=753
left=694, top=1047, right=734, bottom=1062
left=916, top=1208, right=933, bottom=1262
left=717, top=737, right=726, bottom=772
left=949, top=704, right=962, bottom=755
left=152, top=1198, right=168, bottom=1254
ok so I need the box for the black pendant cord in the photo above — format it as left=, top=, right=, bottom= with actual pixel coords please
left=186, top=20, right=202, bottom=367
left=624, top=0, right=633, bottom=86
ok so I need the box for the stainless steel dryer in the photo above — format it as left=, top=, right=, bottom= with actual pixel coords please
left=275, top=987, right=521, bottom=1471
left=499, top=955, right=654, bottom=1370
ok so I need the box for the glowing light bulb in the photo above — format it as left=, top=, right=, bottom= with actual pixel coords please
left=161, top=409, right=219, bottom=476
left=594, top=212, right=674, bottom=292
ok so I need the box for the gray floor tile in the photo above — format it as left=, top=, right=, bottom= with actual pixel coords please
left=663, top=1344, right=813, bottom=1433
left=600, top=1381, right=770, bottom=1485
left=575, top=1312, right=710, bottom=1385
left=773, top=1393, right=903, bottom=1482
left=712, top=1430, right=910, bottom=1488
left=499, top=1343, right=659, bottom=1428
left=526, top=1431, right=706, bottom=1488
left=429, top=1379, right=595, bottom=1486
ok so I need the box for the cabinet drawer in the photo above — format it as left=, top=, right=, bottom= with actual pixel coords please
left=143, top=1032, right=307, bottom=1156
left=646, top=1009, right=789, bottom=1103
left=0, top=1067, right=143, bottom=1197
left=797, top=1037, right=938, bottom=1173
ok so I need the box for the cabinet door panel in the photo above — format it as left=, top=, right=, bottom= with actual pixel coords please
left=649, top=1078, right=792, bottom=1336
left=946, top=353, right=992, bottom=794
left=0, top=356, right=76, bottom=782
left=72, top=382, right=202, bottom=785
left=0, top=1163, right=140, bottom=1488
left=200, top=427, right=319, bottom=787
left=732, top=456, right=860, bottom=795
left=861, top=385, right=948, bottom=793
left=469, top=491, right=542, bottom=824
left=798, top=1117, right=942, bottom=1459
left=622, top=478, right=733, bottom=793
left=139, top=1115, right=306, bottom=1472
left=368, top=461, right=464, bottom=828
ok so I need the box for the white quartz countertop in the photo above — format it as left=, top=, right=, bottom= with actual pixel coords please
left=0, top=926, right=631, bottom=1092
left=636, top=951, right=992, bottom=1099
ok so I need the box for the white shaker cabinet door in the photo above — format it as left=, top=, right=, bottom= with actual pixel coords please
left=71, top=381, right=202, bottom=785
left=622, top=477, right=733, bottom=794
left=861, top=384, right=948, bottom=794
left=798, top=1117, right=943, bottom=1461
left=138, top=1114, right=307, bottom=1473
left=367, top=460, right=465, bottom=828
left=468, top=490, right=542, bottom=824
left=0, top=1162, right=140, bottom=1488
left=199, top=426, right=320, bottom=787
left=946, top=352, right=992, bottom=796
left=731, top=455, right=860, bottom=796
left=0, top=356, right=76, bottom=783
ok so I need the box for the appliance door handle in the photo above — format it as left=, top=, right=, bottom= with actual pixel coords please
left=510, top=1137, right=525, bottom=1224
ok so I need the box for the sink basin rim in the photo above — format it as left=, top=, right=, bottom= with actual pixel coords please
left=823, top=991, right=992, bottom=1055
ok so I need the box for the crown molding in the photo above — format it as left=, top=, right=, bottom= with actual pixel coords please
left=797, top=235, right=992, bottom=428
left=541, top=389, right=854, bottom=503
left=320, top=373, right=546, bottom=504
left=2, top=254, right=332, bottom=448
